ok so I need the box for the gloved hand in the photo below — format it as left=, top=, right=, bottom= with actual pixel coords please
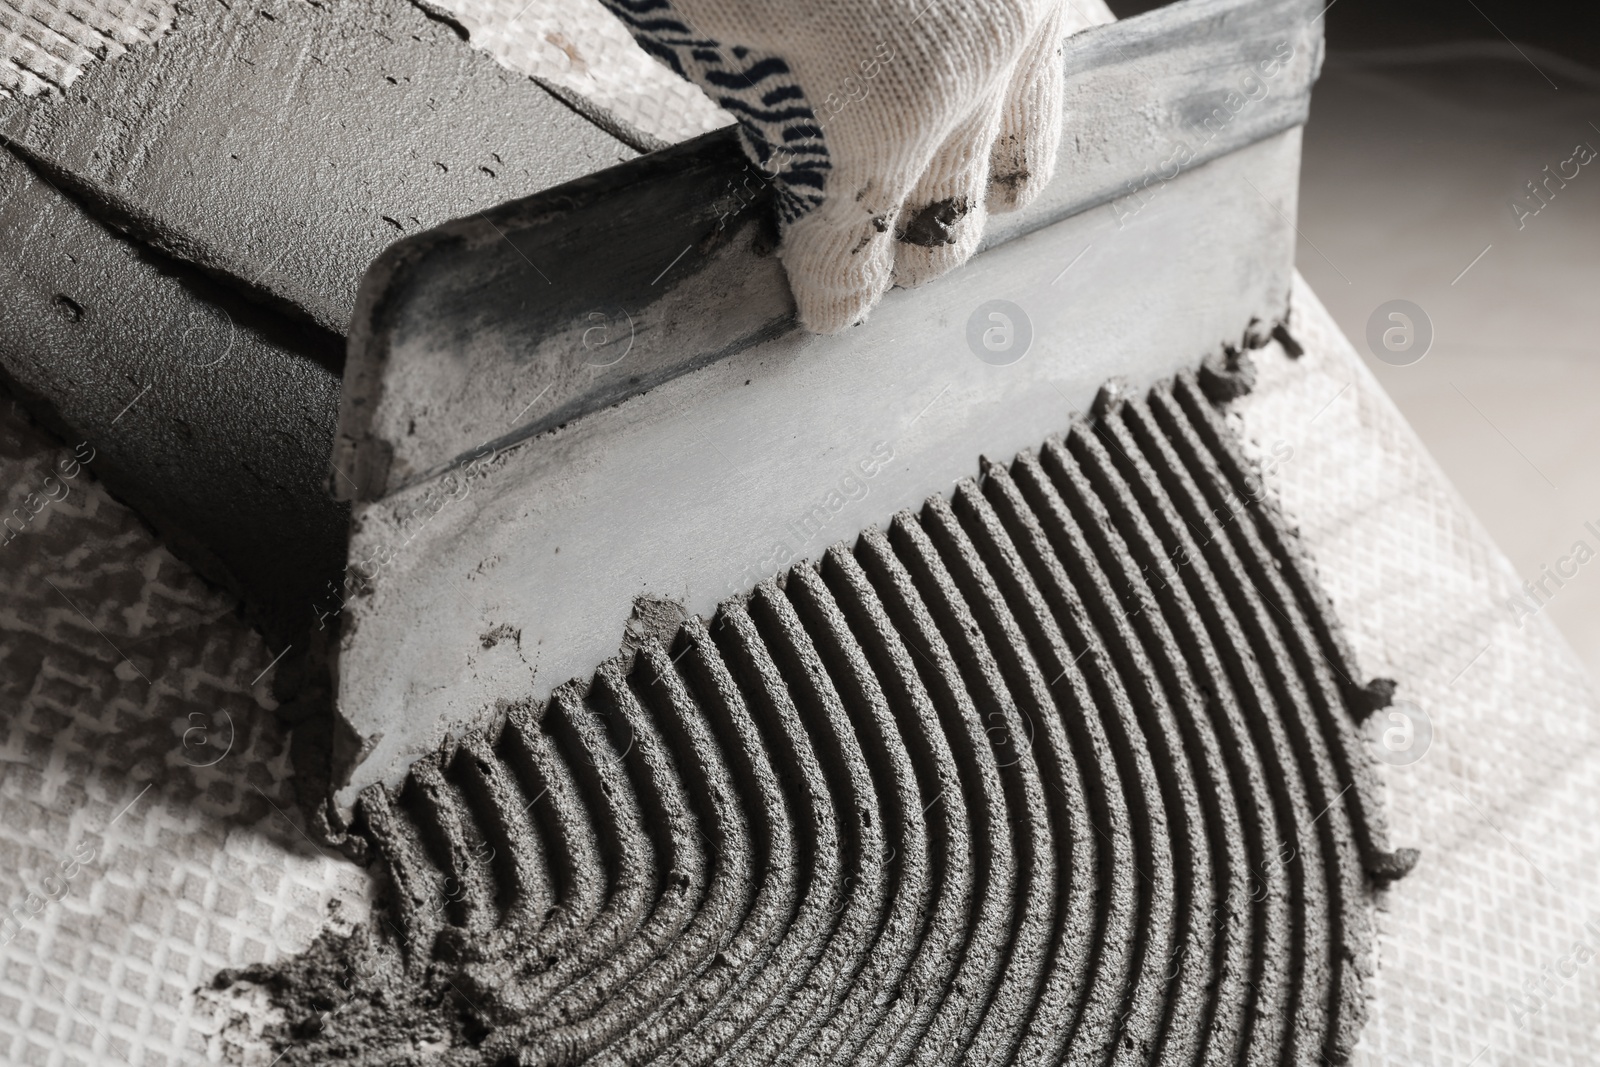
left=599, top=0, right=1115, bottom=333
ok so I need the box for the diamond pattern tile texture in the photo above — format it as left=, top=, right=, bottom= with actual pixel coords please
left=0, top=396, right=372, bottom=1067
left=427, top=0, right=731, bottom=145
left=0, top=0, right=174, bottom=99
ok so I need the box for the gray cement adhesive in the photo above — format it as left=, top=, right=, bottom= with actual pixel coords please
left=220, top=355, right=1417, bottom=1065
left=0, top=0, right=636, bottom=337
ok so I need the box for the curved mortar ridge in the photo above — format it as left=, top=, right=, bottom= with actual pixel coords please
left=223, top=358, right=1415, bottom=1065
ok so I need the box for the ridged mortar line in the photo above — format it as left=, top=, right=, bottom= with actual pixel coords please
left=887, top=510, right=1057, bottom=1064
left=853, top=525, right=1021, bottom=1067
left=495, top=701, right=612, bottom=985
left=821, top=543, right=977, bottom=1066
left=446, top=734, right=577, bottom=1022
left=708, top=601, right=847, bottom=1067
left=740, top=577, right=889, bottom=1061
left=1092, top=408, right=1340, bottom=1067
left=947, top=476, right=1149, bottom=1064
left=1052, top=428, right=1309, bottom=1067
left=599, top=646, right=748, bottom=1038
left=1011, top=441, right=1235, bottom=1067
left=938, top=483, right=1176, bottom=1067
left=920, top=494, right=1140, bottom=1066
left=1007, top=448, right=1255, bottom=1067
left=493, top=659, right=707, bottom=1060
left=784, top=561, right=933, bottom=1066
left=634, top=617, right=803, bottom=1067
left=356, top=782, right=444, bottom=974
left=978, top=460, right=1218, bottom=1067
left=1167, top=375, right=1417, bottom=887
left=524, top=647, right=756, bottom=1067
left=638, top=622, right=800, bottom=1066
left=404, top=753, right=500, bottom=938
left=1139, top=384, right=1387, bottom=1062
left=505, top=684, right=664, bottom=1048
left=1172, top=372, right=1390, bottom=721
left=453, top=734, right=556, bottom=938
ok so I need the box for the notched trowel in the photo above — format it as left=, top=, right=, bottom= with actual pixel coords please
left=322, top=0, right=1327, bottom=816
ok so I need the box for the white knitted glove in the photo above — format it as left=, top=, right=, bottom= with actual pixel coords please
left=599, top=0, right=1115, bottom=333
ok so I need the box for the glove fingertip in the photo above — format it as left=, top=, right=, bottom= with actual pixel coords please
left=779, top=215, right=896, bottom=334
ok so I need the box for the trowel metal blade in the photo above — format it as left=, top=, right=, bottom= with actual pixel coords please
left=326, top=0, right=1322, bottom=806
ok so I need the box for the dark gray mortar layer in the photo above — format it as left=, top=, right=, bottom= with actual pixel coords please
left=219, top=356, right=1416, bottom=1066
left=0, top=0, right=635, bottom=336
left=0, top=145, right=349, bottom=648
left=0, top=0, right=634, bottom=649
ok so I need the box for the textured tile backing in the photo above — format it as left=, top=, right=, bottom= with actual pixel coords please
left=0, top=397, right=372, bottom=1067
left=1237, top=279, right=1600, bottom=1067
left=0, top=0, right=173, bottom=99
